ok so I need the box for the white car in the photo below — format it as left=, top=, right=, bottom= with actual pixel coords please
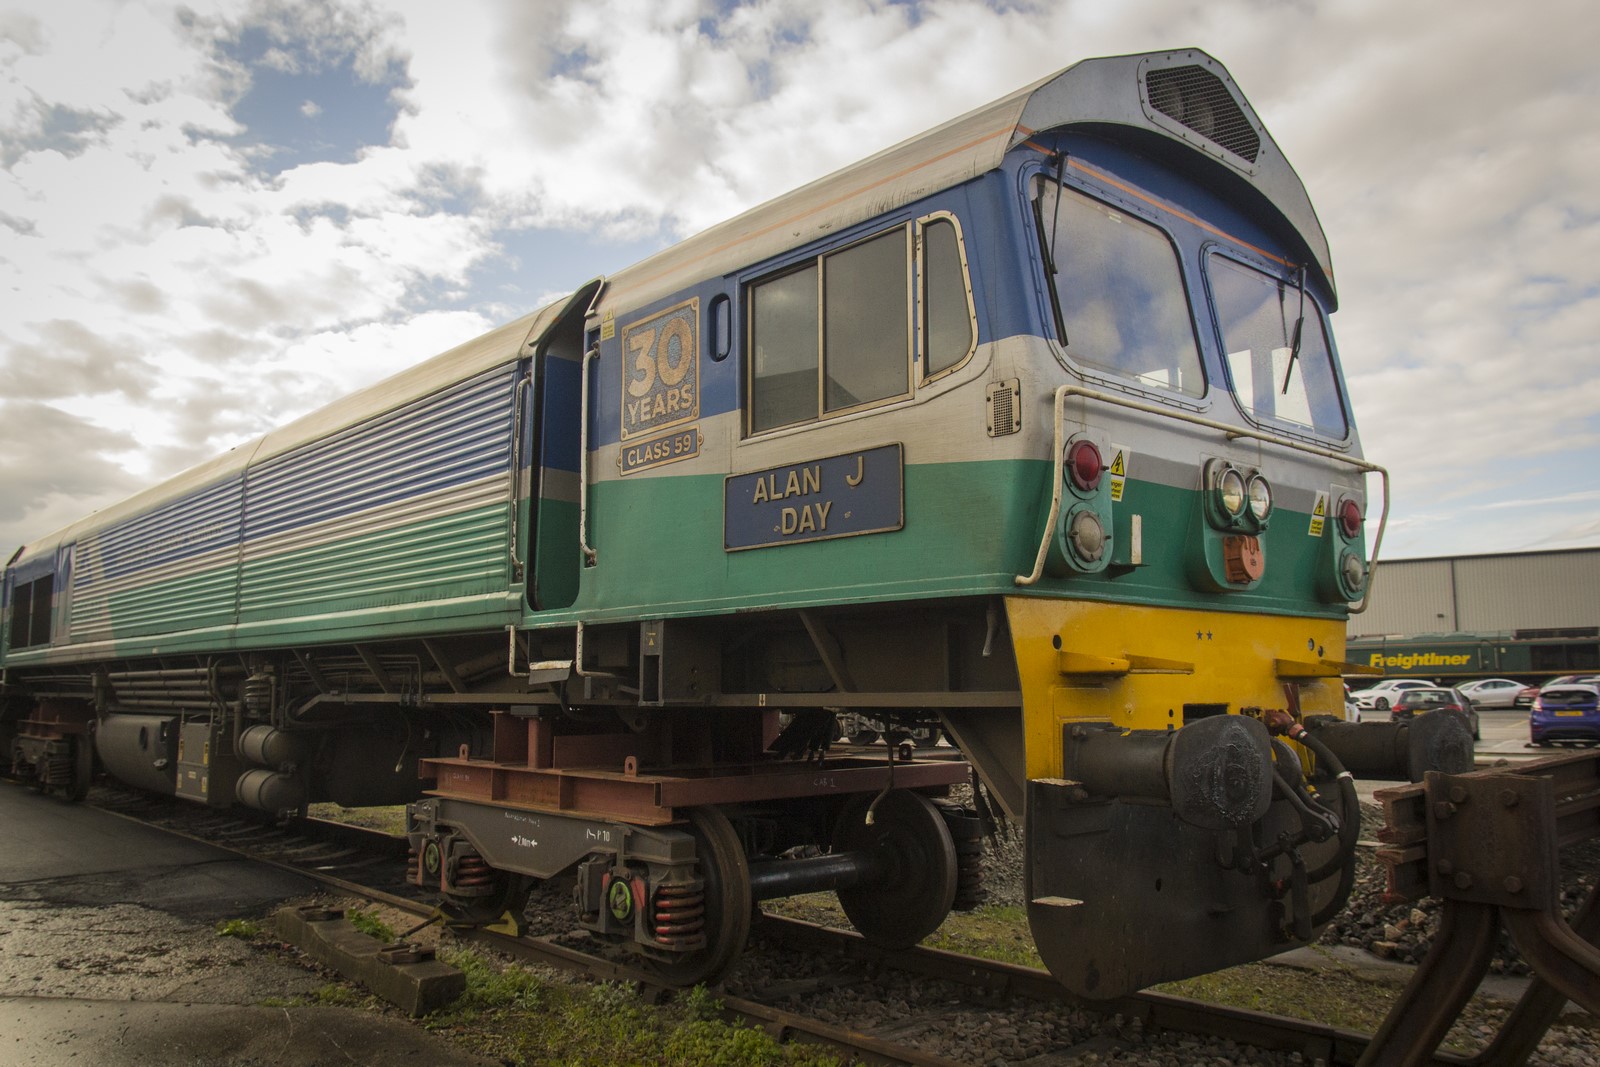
left=1457, top=677, right=1526, bottom=709
left=1354, top=679, right=1436, bottom=711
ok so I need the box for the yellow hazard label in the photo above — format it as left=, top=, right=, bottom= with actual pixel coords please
left=1108, top=445, right=1129, bottom=502
left=600, top=310, right=616, bottom=341
left=1309, top=490, right=1329, bottom=537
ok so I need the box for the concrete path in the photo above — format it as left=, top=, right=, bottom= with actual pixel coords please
left=0, top=781, right=493, bottom=1066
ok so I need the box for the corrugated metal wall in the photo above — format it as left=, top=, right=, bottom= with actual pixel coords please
left=1351, top=548, right=1600, bottom=637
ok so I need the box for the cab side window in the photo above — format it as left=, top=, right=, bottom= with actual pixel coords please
left=8, top=575, right=53, bottom=649
left=748, top=227, right=910, bottom=434
left=746, top=213, right=976, bottom=436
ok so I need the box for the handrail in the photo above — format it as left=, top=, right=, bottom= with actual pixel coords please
left=1015, top=383, right=1390, bottom=613
left=579, top=345, right=600, bottom=567
left=507, top=372, right=533, bottom=581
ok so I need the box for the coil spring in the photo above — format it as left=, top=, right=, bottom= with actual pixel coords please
left=650, top=881, right=707, bottom=948
left=406, top=844, right=421, bottom=886
left=954, top=840, right=987, bottom=911
left=941, top=803, right=989, bottom=912
left=42, top=756, right=74, bottom=787
left=451, top=852, right=498, bottom=893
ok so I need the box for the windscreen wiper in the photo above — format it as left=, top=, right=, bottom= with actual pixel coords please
left=1280, top=264, right=1306, bottom=395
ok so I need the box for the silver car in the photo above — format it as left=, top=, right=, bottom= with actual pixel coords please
left=1457, top=677, right=1525, bottom=709
left=1354, top=679, right=1436, bottom=711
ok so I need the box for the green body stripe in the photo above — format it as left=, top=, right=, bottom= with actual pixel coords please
left=22, top=463, right=1343, bottom=666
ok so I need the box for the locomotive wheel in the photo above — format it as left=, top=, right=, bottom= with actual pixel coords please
left=833, top=790, right=958, bottom=949
left=648, top=805, right=751, bottom=986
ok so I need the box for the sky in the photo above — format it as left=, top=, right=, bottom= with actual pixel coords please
left=1, top=0, right=1596, bottom=564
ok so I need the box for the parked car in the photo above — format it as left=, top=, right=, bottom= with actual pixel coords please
left=1520, top=674, right=1600, bottom=709
left=1344, top=682, right=1361, bottom=723
left=1354, top=679, right=1436, bottom=711
left=1390, top=686, right=1481, bottom=740
left=1457, top=677, right=1526, bottom=709
left=1529, top=682, right=1600, bottom=747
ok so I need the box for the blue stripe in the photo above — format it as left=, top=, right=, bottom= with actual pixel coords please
left=244, top=366, right=517, bottom=540
left=78, top=476, right=244, bottom=584
left=67, top=364, right=517, bottom=594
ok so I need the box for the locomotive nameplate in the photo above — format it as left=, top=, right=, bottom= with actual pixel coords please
left=620, top=297, right=699, bottom=441
left=724, top=443, right=904, bottom=551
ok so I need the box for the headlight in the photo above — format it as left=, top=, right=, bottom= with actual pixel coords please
left=1340, top=549, right=1365, bottom=592
left=1246, top=474, right=1272, bottom=521
left=1217, top=467, right=1246, bottom=516
left=1068, top=509, right=1106, bottom=562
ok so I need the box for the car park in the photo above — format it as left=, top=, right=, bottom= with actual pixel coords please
left=1354, top=679, right=1436, bottom=711
left=1529, top=682, right=1600, bottom=747
left=1390, top=686, right=1481, bottom=740
left=1457, top=677, right=1526, bottom=709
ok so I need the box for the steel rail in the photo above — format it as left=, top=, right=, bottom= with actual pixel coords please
left=81, top=788, right=1545, bottom=1067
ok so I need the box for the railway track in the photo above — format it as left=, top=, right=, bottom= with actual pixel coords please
left=76, top=784, right=1562, bottom=1067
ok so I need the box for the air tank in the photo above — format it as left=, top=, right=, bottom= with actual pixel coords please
left=95, top=714, right=179, bottom=795
left=235, top=767, right=308, bottom=816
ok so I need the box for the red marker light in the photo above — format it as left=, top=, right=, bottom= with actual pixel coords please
left=1337, top=498, right=1363, bottom=539
left=1067, top=440, right=1103, bottom=491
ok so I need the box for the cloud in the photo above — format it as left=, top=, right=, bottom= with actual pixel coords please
left=0, top=401, right=142, bottom=531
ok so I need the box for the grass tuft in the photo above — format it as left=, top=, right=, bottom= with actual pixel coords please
left=346, top=909, right=396, bottom=943
left=424, top=949, right=838, bottom=1065
left=215, top=918, right=262, bottom=940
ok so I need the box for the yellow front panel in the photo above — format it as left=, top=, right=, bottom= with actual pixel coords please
left=1006, top=597, right=1348, bottom=781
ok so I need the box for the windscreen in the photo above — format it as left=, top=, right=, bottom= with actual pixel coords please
left=1034, top=181, right=1204, bottom=397
left=1209, top=254, right=1347, bottom=438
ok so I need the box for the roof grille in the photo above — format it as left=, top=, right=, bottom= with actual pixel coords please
left=1145, top=66, right=1260, bottom=163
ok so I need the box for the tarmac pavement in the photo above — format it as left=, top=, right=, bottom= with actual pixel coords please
left=0, top=780, right=493, bottom=1066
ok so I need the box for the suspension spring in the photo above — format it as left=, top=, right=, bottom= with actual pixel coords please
left=451, top=852, right=498, bottom=893
left=43, top=756, right=73, bottom=786
left=651, top=881, right=707, bottom=948
left=954, top=840, right=987, bottom=911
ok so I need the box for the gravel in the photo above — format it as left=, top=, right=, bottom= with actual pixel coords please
left=1317, top=803, right=1600, bottom=975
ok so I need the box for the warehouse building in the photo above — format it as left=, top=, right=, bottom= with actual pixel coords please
left=1347, top=547, right=1600, bottom=679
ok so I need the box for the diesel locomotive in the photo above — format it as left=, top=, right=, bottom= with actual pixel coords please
left=1, top=49, right=1471, bottom=998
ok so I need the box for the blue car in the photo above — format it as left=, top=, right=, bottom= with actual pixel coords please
left=1530, top=683, right=1600, bottom=746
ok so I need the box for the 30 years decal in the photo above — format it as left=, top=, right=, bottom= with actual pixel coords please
left=621, top=298, right=699, bottom=441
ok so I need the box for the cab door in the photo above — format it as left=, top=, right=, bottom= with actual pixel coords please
left=526, top=279, right=602, bottom=610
